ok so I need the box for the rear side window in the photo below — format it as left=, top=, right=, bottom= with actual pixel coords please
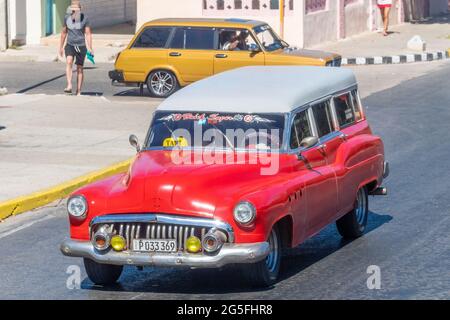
left=290, top=110, right=312, bottom=149
left=169, top=28, right=215, bottom=50
left=133, top=27, right=172, bottom=48
left=313, top=101, right=334, bottom=138
left=187, top=28, right=215, bottom=50
left=334, top=93, right=355, bottom=127
left=351, top=89, right=363, bottom=121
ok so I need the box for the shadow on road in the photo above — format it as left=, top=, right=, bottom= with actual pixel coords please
left=80, top=211, right=392, bottom=295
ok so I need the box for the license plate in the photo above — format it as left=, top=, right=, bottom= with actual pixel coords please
left=132, top=239, right=177, bottom=253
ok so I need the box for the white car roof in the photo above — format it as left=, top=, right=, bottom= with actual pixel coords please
left=157, top=66, right=357, bottom=114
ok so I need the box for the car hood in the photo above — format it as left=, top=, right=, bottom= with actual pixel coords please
left=104, top=150, right=292, bottom=218
left=277, top=48, right=337, bottom=60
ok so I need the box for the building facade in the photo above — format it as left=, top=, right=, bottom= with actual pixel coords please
left=6, top=0, right=137, bottom=46
left=136, top=0, right=448, bottom=48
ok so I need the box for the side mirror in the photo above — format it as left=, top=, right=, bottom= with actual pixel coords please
left=297, top=136, right=319, bottom=167
left=300, top=136, right=319, bottom=149
left=248, top=43, right=261, bottom=53
left=129, top=134, right=141, bottom=153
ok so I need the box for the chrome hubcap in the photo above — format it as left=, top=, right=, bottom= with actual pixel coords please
left=265, top=229, right=279, bottom=273
left=355, top=188, right=367, bottom=224
left=150, top=72, right=174, bottom=95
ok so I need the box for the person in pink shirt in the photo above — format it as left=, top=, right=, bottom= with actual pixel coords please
left=377, top=0, right=393, bottom=36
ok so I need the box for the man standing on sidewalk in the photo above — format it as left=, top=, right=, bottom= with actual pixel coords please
left=58, top=1, right=94, bottom=96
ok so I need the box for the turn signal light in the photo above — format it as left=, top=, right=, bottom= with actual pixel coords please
left=186, top=236, right=202, bottom=253
left=111, top=235, right=126, bottom=252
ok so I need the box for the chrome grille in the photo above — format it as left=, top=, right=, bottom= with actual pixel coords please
left=92, top=222, right=211, bottom=252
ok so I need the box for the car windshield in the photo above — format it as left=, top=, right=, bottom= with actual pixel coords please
left=146, top=111, right=286, bottom=151
left=253, top=25, right=287, bottom=52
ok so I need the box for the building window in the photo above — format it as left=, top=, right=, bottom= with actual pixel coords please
left=234, top=0, right=242, bottom=9
left=289, top=0, right=294, bottom=10
left=270, top=0, right=279, bottom=10
left=305, top=0, right=327, bottom=14
left=344, top=0, right=359, bottom=5
left=203, top=0, right=207, bottom=10
left=217, top=0, right=225, bottom=10
left=252, top=0, right=260, bottom=10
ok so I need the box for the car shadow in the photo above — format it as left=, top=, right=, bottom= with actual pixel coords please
left=80, top=211, right=392, bottom=295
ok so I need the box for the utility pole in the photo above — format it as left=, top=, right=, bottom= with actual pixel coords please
left=0, top=0, right=8, bottom=51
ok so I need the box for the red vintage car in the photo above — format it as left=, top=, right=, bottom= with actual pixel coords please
left=60, top=66, right=389, bottom=287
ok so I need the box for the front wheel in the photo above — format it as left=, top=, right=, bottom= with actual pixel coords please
left=147, top=70, right=178, bottom=98
left=245, top=226, right=281, bottom=288
left=336, top=186, right=369, bottom=239
left=83, top=258, right=123, bottom=285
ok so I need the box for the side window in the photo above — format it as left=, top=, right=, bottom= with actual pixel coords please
left=133, top=27, right=172, bottom=48
left=290, top=110, right=312, bottom=149
left=351, top=89, right=363, bottom=121
left=185, top=28, right=215, bottom=50
left=313, top=101, right=334, bottom=138
left=334, top=93, right=355, bottom=128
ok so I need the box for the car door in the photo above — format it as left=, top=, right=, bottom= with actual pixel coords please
left=167, top=27, right=215, bottom=83
left=121, top=26, right=172, bottom=83
left=331, top=91, right=360, bottom=214
left=213, top=28, right=265, bottom=75
left=304, top=100, right=340, bottom=235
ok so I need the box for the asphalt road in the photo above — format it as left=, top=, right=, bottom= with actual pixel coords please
left=0, top=62, right=149, bottom=98
left=1, top=63, right=450, bottom=299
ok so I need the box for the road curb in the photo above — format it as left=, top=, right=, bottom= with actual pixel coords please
left=0, top=159, right=132, bottom=221
left=342, top=49, right=450, bottom=65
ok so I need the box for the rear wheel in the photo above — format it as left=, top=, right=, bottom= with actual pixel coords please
left=146, top=70, right=178, bottom=98
left=245, top=226, right=281, bottom=287
left=336, top=186, right=369, bottom=239
left=83, top=258, right=123, bottom=285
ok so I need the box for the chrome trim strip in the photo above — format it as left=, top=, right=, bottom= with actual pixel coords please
left=90, top=214, right=235, bottom=243
left=60, top=239, right=269, bottom=268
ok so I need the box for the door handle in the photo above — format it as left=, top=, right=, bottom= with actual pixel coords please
left=339, top=133, right=348, bottom=141
left=169, top=52, right=182, bottom=57
left=215, top=54, right=228, bottom=59
left=318, top=144, right=327, bottom=155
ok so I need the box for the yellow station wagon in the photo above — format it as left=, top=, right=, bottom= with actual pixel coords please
left=109, top=18, right=342, bottom=98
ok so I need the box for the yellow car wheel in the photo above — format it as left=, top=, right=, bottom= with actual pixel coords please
left=147, top=70, right=178, bottom=98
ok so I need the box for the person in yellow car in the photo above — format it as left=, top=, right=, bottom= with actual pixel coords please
left=109, top=18, right=341, bottom=98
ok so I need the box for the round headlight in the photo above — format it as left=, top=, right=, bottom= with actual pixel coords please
left=233, top=201, right=256, bottom=226
left=67, top=195, right=88, bottom=218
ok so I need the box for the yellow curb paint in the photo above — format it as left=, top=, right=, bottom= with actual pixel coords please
left=447, top=49, right=450, bottom=58
left=0, top=159, right=132, bottom=221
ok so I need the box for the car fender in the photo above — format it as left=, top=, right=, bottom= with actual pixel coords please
left=145, top=65, right=187, bottom=87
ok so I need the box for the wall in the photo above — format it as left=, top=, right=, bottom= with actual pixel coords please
left=429, top=0, right=448, bottom=14
left=137, top=0, right=203, bottom=29
left=80, top=0, right=137, bottom=28
left=25, top=0, right=42, bottom=44
left=8, top=0, right=27, bottom=45
left=0, top=0, right=6, bottom=50
left=137, top=0, right=304, bottom=47
left=344, top=0, right=371, bottom=37
left=303, top=0, right=339, bottom=47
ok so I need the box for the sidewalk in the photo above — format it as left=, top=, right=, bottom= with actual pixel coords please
left=312, top=15, right=450, bottom=65
left=0, top=94, right=159, bottom=202
left=0, top=23, right=134, bottom=63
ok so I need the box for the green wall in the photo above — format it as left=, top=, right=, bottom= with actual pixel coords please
left=55, top=0, right=71, bottom=33
left=41, top=0, right=71, bottom=37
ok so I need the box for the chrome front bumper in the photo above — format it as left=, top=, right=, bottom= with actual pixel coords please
left=60, top=239, right=270, bottom=268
